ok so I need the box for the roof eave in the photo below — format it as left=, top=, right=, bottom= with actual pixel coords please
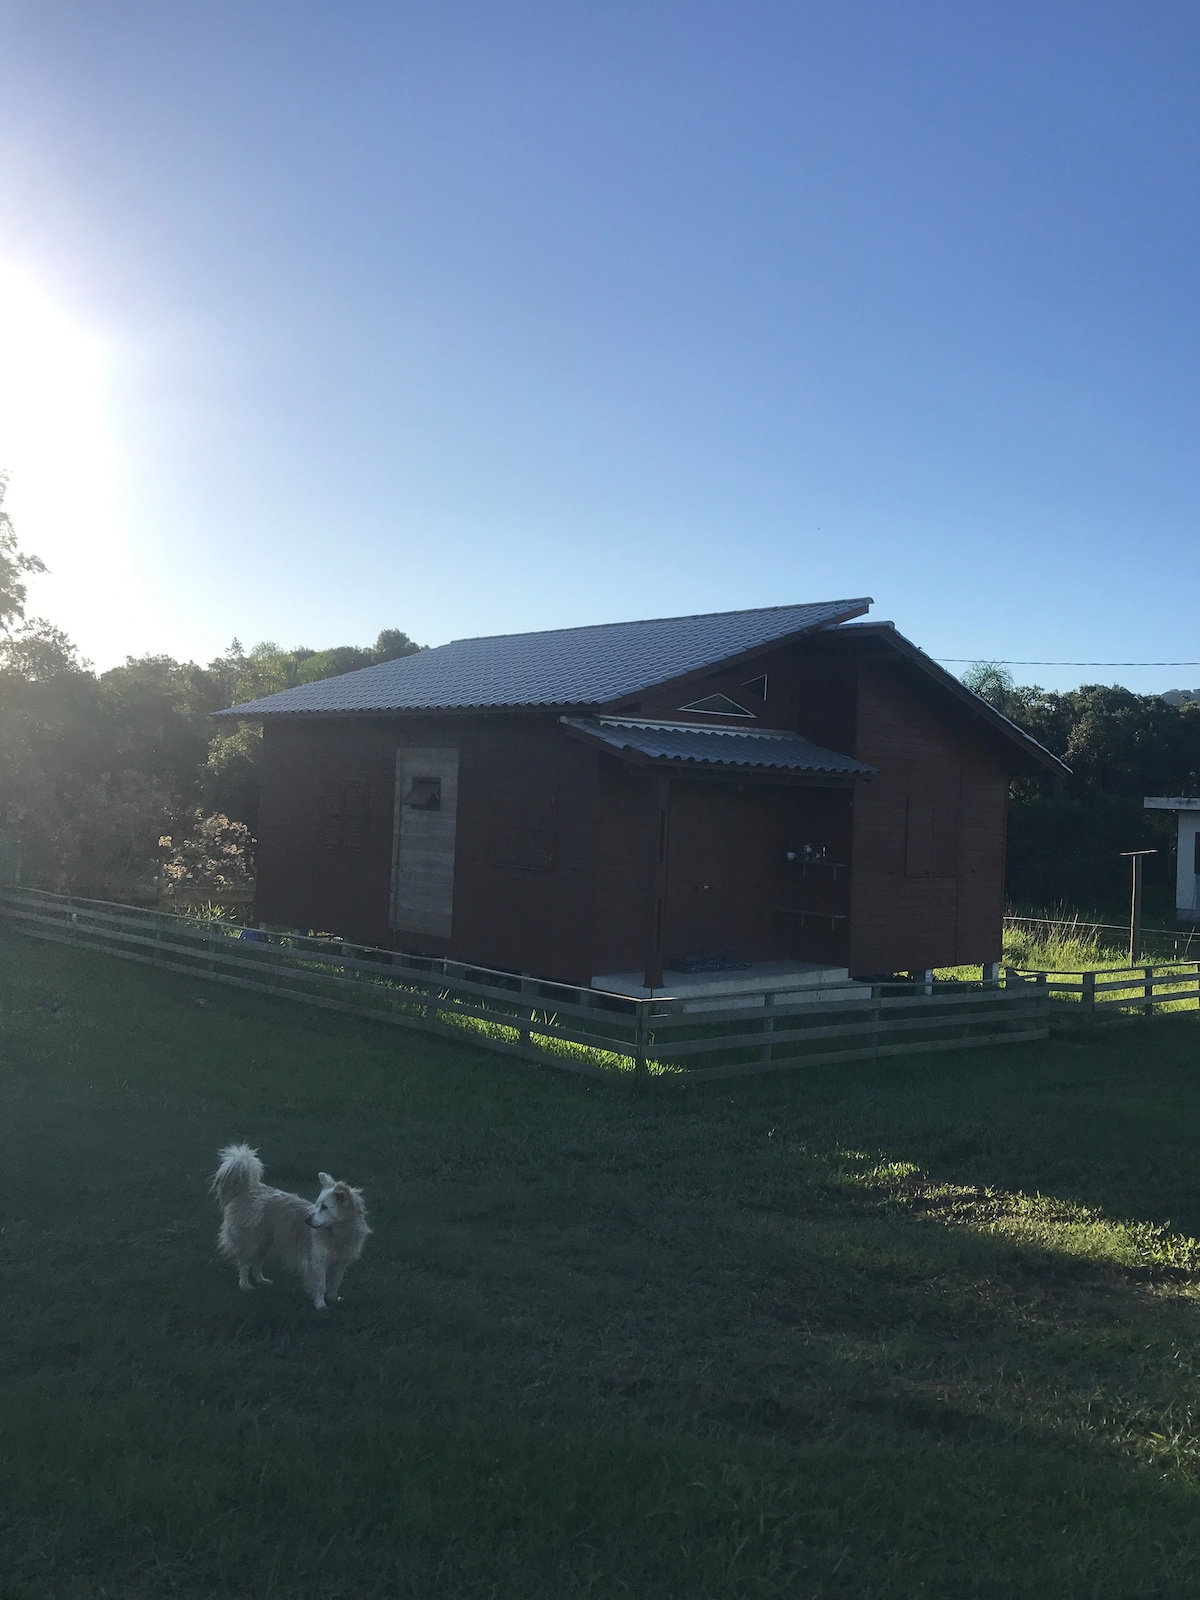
left=212, top=699, right=607, bottom=722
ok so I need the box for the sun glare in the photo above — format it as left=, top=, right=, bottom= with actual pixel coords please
left=0, top=258, right=129, bottom=655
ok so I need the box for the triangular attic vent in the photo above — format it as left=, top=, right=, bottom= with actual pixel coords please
left=679, top=693, right=755, bottom=718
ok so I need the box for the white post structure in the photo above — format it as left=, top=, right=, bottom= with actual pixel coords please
left=1143, top=797, right=1200, bottom=924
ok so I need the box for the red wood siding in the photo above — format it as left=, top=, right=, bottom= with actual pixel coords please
left=848, top=662, right=1008, bottom=973
left=255, top=719, right=398, bottom=946
left=953, top=757, right=1009, bottom=966
left=256, top=715, right=600, bottom=984
left=452, top=718, right=598, bottom=983
left=591, top=759, right=655, bottom=977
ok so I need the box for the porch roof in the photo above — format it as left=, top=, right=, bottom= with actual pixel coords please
left=560, top=716, right=874, bottom=776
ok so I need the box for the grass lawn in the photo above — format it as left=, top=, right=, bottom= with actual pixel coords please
left=4, top=934, right=1200, bottom=1598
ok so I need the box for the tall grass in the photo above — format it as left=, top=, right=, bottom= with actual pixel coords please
left=1006, top=903, right=1200, bottom=967
left=1002, top=909, right=1126, bottom=972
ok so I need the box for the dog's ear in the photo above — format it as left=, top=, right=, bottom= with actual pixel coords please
left=318, top=1171, right=334, bottom=1189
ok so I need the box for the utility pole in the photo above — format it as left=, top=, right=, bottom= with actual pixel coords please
left=1120, top=850, right=1157, bottom=965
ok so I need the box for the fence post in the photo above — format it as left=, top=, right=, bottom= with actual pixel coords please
left=760, top=989, right=775, bottom=1064
left=1144, top=965, right=1154, bottom=1018
left=633, top=1001, right=648, bottom=1090
left=871, top=985, right=883, bottom=1061
left=1082, top=969, right=1096, bottom=1025
left=519, top=973, right=533, bottom=1049
left=1032, top=971, right=1048, bottom=1036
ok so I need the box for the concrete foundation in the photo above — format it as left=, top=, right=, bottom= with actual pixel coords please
left=592, top=958, right=869, bottom=1012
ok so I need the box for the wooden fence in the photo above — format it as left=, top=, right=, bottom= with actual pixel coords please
left=0, top=888, right=1050, bottom=1084
left=1006, top=962, right=1200, bottom=1021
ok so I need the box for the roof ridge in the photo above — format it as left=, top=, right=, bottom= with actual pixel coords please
left=447, top=597, right=872, bottom=647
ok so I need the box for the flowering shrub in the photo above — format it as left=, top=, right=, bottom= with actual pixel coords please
left=160, top=811, right=254, bottom=894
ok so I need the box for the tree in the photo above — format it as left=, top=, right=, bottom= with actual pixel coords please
left=960, top=660, right=1016, bottom=712
left=372, top=628, right=422, bottom=663
left=0, top=619, right=425, bottom=893
left=198, top=630, right=424, bottom=830
left=0, top=619, right=85, bottom=680
left=295, top=645, right=374, bottom=684
left=961, top=664, right=1200, bottom=914
left=0, top=471, right=47, bottom=633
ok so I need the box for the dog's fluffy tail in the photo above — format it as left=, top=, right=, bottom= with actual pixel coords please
left=212, top=1143, right=264, bottom=1205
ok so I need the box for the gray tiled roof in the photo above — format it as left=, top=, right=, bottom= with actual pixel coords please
left=216, top=599, right=871, bottom=718
left=561, top=717, right=874, bottom=776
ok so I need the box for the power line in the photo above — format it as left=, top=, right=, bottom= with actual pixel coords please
left=935, top=658, right=1200, bottom=668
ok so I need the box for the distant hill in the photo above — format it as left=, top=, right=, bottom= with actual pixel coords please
left=1162, top=689, right=1199, bottom=706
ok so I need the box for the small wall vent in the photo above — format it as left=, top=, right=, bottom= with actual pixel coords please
left=402, top=776, right=441, bottom=810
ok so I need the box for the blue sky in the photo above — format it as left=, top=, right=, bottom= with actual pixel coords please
left=0, top=1, right=1196, bottom=690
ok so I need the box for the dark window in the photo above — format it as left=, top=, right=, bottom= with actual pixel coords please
left=320, top=779, right=369, bottom=849
left=492, top=790, right=557, bottom=871
left=678, top=692, right=754, bottom=717
left=741, top=674, right=769, bottom=701
left=1194, top=829, right=1200, bottom=876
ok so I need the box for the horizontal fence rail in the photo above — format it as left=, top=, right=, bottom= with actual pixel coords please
left=0, top=888, right=1052, bottom=1083
left=1005, top=962, right=1200, bottom=1021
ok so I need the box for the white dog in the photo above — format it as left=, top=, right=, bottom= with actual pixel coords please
left=211, top=1144, right=370, bottom=1310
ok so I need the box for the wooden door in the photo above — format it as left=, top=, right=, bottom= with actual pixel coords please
left=662, top=783, right=783, bottom=964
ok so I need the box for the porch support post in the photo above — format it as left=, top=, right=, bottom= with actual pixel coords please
left=643, top=771, right=671, bottom=992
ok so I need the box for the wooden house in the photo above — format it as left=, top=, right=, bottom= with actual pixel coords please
left=217, top=599, right=1066, bottom=990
